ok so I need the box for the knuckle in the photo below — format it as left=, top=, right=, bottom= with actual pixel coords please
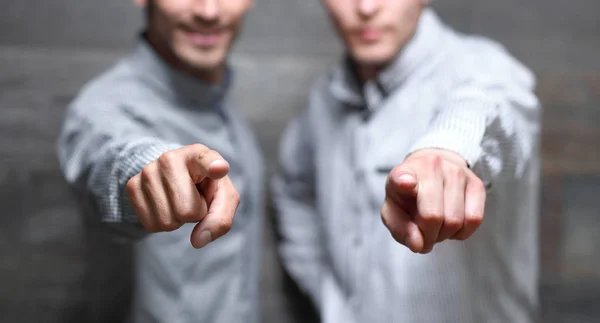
left=125, top=177, right=138, bottom=197
left=466, top=202, right=485, bottom=219
left=157, top=150, right=178, bottom=169
left=140, top=219, right=159, bottom=233
left=223, top=180, right=240, bottom=204
left=381, top=216, right=403, bottom=242
left=420, top=208, right=443, bottom=223
left=473, top=178, right=486, bottom=191
left=140, top=164, right=156, bottom=183
left=165, top=223, right=181, bottom=232
left=384, top=179, right=396, bottom=197
left=390, top=230, right=405, bottom=244
left=444, top=216, right=463, bottom=232
left=426, top=154, right=442, bottom=168
left=232, top=190, right=241, bottom=205
left=466, top=210, right=484, bottom=224
left=380, top=209, right=391, bottom=229
left=146, top=224, right=160, bottom=233
left=157, top=215, right=180, bottom=232
left=216, top=217, right=233, bottom=235
left=447, top=164, right=464, bottom=179
left=176, top=206, right=198, bottom=221
left=381, top=206, right=402, bottom=240
left=380, top=202, right=394, bottom=229
left=453, top=232, right=469, bottom=241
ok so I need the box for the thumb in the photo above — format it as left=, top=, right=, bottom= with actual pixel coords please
left=190, top=177, right=239, bottom=248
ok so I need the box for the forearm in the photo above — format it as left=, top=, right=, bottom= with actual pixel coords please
left=408, top=97, right=539, bottom=187
left=58, top=129, right=181, bottom=227
left=86, top=137, right=182, bottom=223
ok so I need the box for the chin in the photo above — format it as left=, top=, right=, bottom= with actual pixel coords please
left=178, top=47, right=227, bottom=72
left=351, top=46, right=398, bottom=67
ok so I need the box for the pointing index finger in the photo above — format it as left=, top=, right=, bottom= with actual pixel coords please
left=387, top=165, right=419, bottom=200
left=182, top=144, right=230, bottom=183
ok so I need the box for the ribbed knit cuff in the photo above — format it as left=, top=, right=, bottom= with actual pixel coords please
left=407, top=101, right=493, bottom=168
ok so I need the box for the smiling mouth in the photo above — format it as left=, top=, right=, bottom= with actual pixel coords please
left=183, top=28, right=224, bottom=47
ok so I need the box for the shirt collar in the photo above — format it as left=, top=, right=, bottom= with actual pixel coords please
left=329, top=9, right=447, bottom=110
left=127, top=34, right=232, bottom=108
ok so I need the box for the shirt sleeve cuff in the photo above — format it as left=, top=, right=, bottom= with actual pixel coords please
left=407, top=130, right=483, bottom=168
left=407, top=99, right=494, bottom=168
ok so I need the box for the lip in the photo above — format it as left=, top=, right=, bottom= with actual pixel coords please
left=358, top=27, right=383, bottom=42
left=183, top=28, right=223, bottom=47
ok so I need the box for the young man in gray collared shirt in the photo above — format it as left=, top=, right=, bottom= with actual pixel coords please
left=273, top=1, right=540, bottom=322
left=57, top=1, right=262, bottom=322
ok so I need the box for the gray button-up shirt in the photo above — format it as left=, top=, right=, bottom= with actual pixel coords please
left=57, top=39, right=264, bottom=323
left=273, top=9, right=541, bottom=323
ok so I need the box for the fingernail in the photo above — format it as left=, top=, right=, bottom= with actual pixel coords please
left=398, top=174, right=415, bottom=183
left=196, top=230, right=212, bottom=248
left=208, top=160, right=227, bottom=169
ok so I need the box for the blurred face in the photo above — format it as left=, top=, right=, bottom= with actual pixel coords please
left=323, top=0, right=425, bottom=66
left=136, top=0, right=253, bottom=81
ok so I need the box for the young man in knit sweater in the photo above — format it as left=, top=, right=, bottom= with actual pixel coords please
left=273, top=1, right=541, bottom=322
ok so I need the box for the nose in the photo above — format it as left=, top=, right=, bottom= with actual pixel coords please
left=357, top=0, right=382, bottom=18
left=192, top=0, right=220, bottom=22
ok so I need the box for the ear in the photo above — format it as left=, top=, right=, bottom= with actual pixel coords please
left=133, top=0, right=147, bottom=8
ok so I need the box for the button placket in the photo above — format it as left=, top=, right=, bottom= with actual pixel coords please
left=351, top=119, right=370, bottom=318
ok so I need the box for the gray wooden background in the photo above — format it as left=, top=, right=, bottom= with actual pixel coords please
left=0, top=1, right=598, bottom=322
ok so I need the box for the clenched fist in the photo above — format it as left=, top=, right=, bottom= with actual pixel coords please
left=381, top=149, right=486, bottom=254
left=126, top=144, right=240, bottom=249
